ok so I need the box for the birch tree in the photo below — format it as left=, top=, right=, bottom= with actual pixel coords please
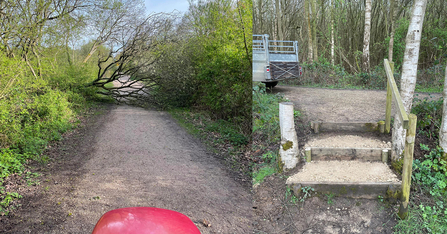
left=440, top=65, right=447, bottom=160
left=362, top=0, right=371, bottom=72
left=391, top=0, right=428, bottom=160
left=305, top=0, right=313, bottom=62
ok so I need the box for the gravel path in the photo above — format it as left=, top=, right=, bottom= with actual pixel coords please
left=273, top=86, right=441, bottom=122
left=3, top=105, right=252, bottom=233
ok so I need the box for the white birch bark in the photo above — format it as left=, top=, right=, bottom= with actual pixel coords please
left=362, top=0, right=372, bottom=72
left=439, top=65, right=447, bottom=157
left=305, top=0, right=313, bottom=62
left=391, top=0, right=428, bottom=160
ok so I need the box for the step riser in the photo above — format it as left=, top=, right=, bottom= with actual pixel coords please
left=312, top=122, right=384, bottom=133
left=309, top=147, right=391, bottom=162
left=289, top=182, right=401, bottom=199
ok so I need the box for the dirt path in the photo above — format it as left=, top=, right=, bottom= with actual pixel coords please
left=2, top=105, right=252, bottom=233
left=273, top=86, right=441, bottom=122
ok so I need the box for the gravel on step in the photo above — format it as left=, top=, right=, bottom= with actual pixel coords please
left=286, top=161, right=400, bottom=183
left=306, top=134, right=391, bottom=148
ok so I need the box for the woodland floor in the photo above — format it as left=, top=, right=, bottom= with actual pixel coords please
left=252, top=85, right=442, bottom=234
left=0, top=104, right=252, bottom=234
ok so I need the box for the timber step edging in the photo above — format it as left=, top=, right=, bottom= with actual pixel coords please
left=311, top=121, right=386, bottom=133
left=287, top=181, right=401, bottom=199
left=306, top=147, right=391, bottom=162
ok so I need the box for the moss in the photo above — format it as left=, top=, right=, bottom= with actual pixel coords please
left=282, top=141, right=293, bottom=151
left=277, top=158, right=284, bottom=173
left=392, top=158, right=404, bottom=175
left=364, top=122, right=379, bottom=132
left=386, top=187, right=402, bottom=200
left=339, top=186, right=348, bottom=195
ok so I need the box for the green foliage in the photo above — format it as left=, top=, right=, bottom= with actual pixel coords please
left=204, top=119, right=248, bottom=146
left=253, top=166, right=275, bottom=185
left=396, top=145, right=447, bottom=233
left=299, top=186, right=315, bottom=202
left=149, top=0, right=252, bottom=135
left=412, top=145, right=447, bottom=198
left=285, top=187, right=299, bottom=204
left=252, top=83, right=285, bottom=145
left=394, top=203, right=447, bottom=234
left=326, top=193, right=336, bottom=205
left=0, top=149, right=30, bottom=178
left=0, top=191, right=22, bottom=216
left=282, top=59, right=442, bottom=92
left=411, top=95, right=443, bottom=141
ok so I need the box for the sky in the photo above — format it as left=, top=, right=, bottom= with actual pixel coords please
left=144, top=0, right=190, bottom=14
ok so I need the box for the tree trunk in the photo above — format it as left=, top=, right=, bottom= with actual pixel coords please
left=331, top=0, right=335, bottom=66
left=83, top=42, right=99, bottom=63
left=275, top=0, right=281, bottom=41
left=391, top=0, right=428, bottom=160
left=440, top=65, right=447, bottom=160
left=310, top=0, right=318, bottom=61
left=362, top=0, right=372, bottom=72
left=305, top=0, right=313, bottom=63
left=388, top=0, right=397, bottom=62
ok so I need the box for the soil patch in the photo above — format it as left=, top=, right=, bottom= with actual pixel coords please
left=253, top=174, right=398, bottom=234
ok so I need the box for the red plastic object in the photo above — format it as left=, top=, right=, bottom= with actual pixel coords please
left=91, top=207, right=201, bottom=234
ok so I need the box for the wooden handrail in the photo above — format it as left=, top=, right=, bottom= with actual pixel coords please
left=384, top=59, right=409, bottom=130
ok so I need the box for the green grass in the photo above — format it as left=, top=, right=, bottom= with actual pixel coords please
left=253, top=166, right=275, bottom=185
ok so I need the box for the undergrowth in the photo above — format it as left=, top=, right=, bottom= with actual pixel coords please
left=169, top=108, right=251, bottom=177
left=395, top=97, right=447, bottom=233
left=252, top=83, right=288, bottom=185
left=282, top=61, right=443, bottom=93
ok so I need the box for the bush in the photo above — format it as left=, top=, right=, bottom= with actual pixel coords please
left=411, top=95, right=443, bottom=141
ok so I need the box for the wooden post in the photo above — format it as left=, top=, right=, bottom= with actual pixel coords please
left=378, top=121, right=385, bottom=134
left=314, top=122, right=320, bottom=133
left=279, top=102, right=299, bottom=170
left=385, top=61, right=394, bottom=134
left=398, top=113, right=417, bottom=219
left=305, top=147, right=311, bottom=162
left=382, top=149, right=388, bottom=163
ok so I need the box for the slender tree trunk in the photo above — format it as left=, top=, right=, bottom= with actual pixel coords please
left=83, top=42, right=99, bottom=63
left=391, top=0, right=428, bottom=160
left=275, top=0, right=281, bottom=41
left=310, top=0, right=318, bottom=61
left=305, top=0, right=313, bottom=62
left=439, top=64, right=447, bottom=160
left=331, top=0, right=335, bottom=66
left=388, top=0, right=397, bottom=62
left=257, top=0, right=262, bottom=33
left=362, top=0, right=372, bottom=72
